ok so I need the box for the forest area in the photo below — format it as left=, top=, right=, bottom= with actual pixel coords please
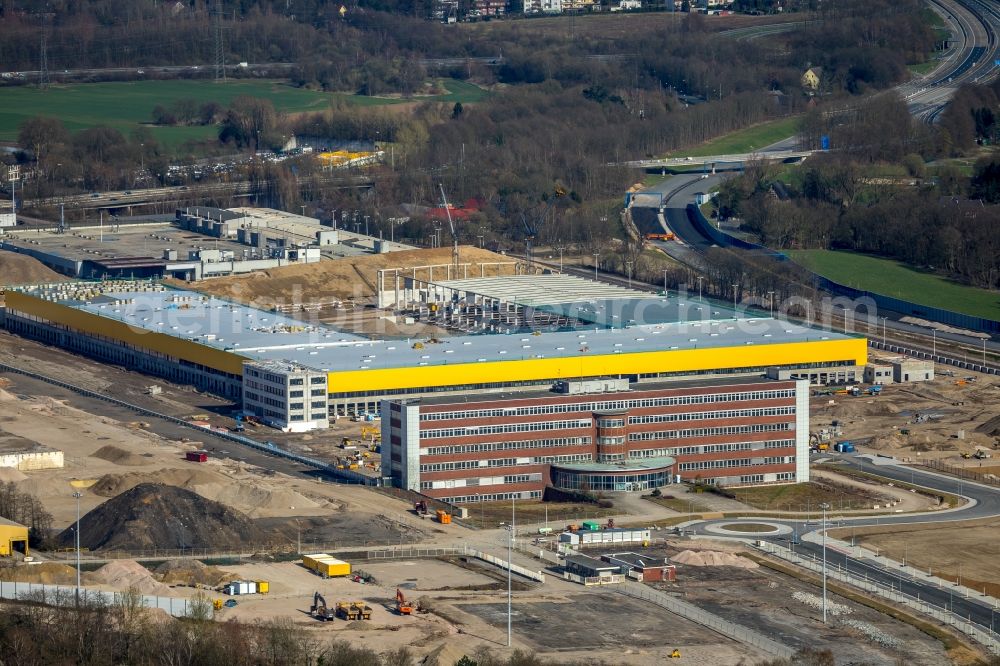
left=5, top=0, right=940, bottom=262
left=0, top=591, right=871, bottom=666
left=716, top=77, right=1000, bottom=292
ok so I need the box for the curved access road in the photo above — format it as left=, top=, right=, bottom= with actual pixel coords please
left=688, top=455, right=1000, bottom=640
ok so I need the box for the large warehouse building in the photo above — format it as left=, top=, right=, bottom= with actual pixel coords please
left=0, top=276, right=867, bottom=446
left=384, top=376, right=808, bottom=503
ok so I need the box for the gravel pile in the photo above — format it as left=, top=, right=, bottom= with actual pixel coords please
left=842, top=619, right=902, bottom=649
left=791, top=591, right=852, bottom=617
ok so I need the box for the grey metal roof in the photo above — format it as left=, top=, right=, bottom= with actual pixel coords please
left=15, top=283, right=856, bottom=374
left=551, top=456, right=676, bottom=473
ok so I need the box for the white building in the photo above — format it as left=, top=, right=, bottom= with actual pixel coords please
left=243, top=361, right=330, bottom=432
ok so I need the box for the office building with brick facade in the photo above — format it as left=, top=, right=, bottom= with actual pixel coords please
left=383, top=375, right=809, bottom=503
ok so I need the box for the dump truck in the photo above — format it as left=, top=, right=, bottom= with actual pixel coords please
left=352, top=601, right=373, bottom=620
left=336, top=602, right=360, bottom=620
left=302, top=554, right=351, bottom=579
left=310, top=592, right=335, bottom=621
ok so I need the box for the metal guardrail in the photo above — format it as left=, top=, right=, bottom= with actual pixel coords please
left=618, top=581, right=796, bottom=658
left=0, top=360, right=377, bottom=486
left=868, top=340, right=998, bottom=376
left=364, top=544, right=546, bottom=583
left=755, top=541, right=1000, bottom=654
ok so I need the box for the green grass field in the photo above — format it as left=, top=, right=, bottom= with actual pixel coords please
left=907, top=60, right=940, bottom=76
left=0, top=78, right=487, bottom=151
left=788, top=249, right=1000, bottom=321
left=669, top=115, right=801, bottom=158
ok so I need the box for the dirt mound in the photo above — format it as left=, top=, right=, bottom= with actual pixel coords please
left=0, top=562, right=78, bottom=585
left=85, top=560, right=171, bottom=595
left=88, top=469, right=321, bottom=516
left=671, top=550, right=759, bottom=569
left=0, top=251, right=67, bottom=286
left=0, top=467, right=28, bottom=483
left=91, top=445, right=147, bottom=466
left=170, top=246, right=516, bottom=304
left=89, top=469, right=224, bottom=497
left=976, top=414, right=1000, bottom=437
left=57, top=483, right=267, bottom=551
left=421, top=642, right=470, bottom=666
left=154, top=559, right=234, bottom=587
left=198, top=483, right=320, bottom=514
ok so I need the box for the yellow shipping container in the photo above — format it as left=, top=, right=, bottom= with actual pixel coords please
left=256, top=581, right=269, bottom=594
left=302, top=553, right=351, bottom=578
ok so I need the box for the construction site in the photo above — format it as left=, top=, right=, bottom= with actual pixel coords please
left=1, top=229, right=999, bottom=662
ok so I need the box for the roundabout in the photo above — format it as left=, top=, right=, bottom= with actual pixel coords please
left=703, top=521, right=791, bottom=537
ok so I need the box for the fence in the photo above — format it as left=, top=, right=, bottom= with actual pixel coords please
left=755, top=541, right=1000, bottom=654
left=0, top=360, right=378, bottom=486
left=919, top=458, right=1000, bottom=487
left=0, top=581, right=201, bottom=618
left=618, top=582, right=796, bottom=658
left=685, top=202, right=1000, bottom=335
left=364, top=544, right=546, bottom=583
left=868, top=340, right=998, bottom=376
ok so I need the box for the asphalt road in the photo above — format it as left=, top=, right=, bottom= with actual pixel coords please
left=691, top=456, right=1000, bottom=636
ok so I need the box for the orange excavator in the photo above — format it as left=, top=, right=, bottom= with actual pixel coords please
left=396, top=588, right=413, bottom=615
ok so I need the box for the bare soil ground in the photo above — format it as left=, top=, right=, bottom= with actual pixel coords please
left=168, top=246, right=519, bottom=307
left=813, top=366, right=1000, bottom=463
left=828, top=517, right=1000, bottom=597
left=658, top=540, right=951, bottom=666
left=0, top=251, right=67, bottom=286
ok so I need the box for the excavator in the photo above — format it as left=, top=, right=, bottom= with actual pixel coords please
left=310, top=591, right=335, bottom=621
left=396, top=588, right=413, bottom=615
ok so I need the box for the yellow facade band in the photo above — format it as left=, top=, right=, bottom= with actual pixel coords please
left=325, top=338, right=868, bottom=393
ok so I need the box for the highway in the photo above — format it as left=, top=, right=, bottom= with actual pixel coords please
left=691, top=457, right=1000, bottom=640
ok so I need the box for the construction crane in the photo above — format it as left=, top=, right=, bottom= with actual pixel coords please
left=520, top=184, right=567, bottom=271
left=438, top=184, right=459, bottom=275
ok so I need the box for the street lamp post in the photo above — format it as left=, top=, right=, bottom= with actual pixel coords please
left=696, top=276, right=704, bottom=301
left=932, top=329, right=937, bottom=357
left=593, top=252, right=599, bottom=281
left=73, top=491, right=83, bottom=604
left=732, top=283, right=738, bottom=313
left=880, top=316, right=887, bottom=345
left=663, top=269, right=669, bottom=297
left=821, top=502, right=830, bottom=622
left=626, top=260, right=633, bottom=289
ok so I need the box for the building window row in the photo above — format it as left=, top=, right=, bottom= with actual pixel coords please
left=629, top=406, right=795, bottom=425
left=629, top=439, right=796, bottom=459
left=427, top=491, right=544, bottom=502
left=421, top=458, right=518, bottom=472
left=596, top=418, right=625, bottom=428
left=629, top=422, right=792, bottom=441
left=244, top=379, right=286, bottom=397
left=598, top=436, right=625, bottom=446
left=422, top=419, right=593, bottom=439
left=424, top=436, right=592, bottom=456
left=679, top=456, right=795, bottom=472
left=418, top=389, right=796, bottom=421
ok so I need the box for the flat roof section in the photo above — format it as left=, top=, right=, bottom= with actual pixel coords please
left=11, top=283, right=861, bottom=374
left=431, top=274, right=742, bottom=327
left=436, top=274, right=648, bottom=306
left=551, top=456, right=676, bottom=474
left=412, top=375, right=793, bottom=406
